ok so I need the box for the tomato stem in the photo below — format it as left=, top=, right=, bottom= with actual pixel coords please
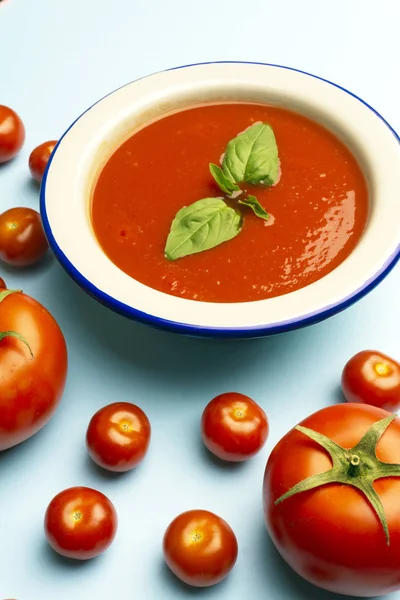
left=275, top=416, right=400, bottom=545
left=0, top=289, right=33, bottom=358
left=0, top=288, right=22, bottom=303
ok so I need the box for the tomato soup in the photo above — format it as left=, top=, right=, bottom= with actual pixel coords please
left=91, top=103, right=368, bottom=303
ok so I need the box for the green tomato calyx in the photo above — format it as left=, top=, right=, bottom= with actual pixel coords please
left=275, top=415, right=400, bottom=546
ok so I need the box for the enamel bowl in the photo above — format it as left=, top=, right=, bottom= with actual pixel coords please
left=40, top=62, right=400, bottom=338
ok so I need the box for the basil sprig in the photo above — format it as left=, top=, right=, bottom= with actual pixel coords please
left=165, top=122, right=279, bottom=260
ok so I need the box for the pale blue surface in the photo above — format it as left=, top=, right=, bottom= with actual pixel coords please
left=1, top=1, right=399, bottom=599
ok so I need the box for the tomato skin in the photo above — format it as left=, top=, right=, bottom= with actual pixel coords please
left=163, top=510, right=238, bottom=587
left=201, top=392, right=268, bottom=461
left=29, top=140, right=57, bottom=183
left=44, top=487, right=117, bottom=560
left=263, top=403, right=400, bottom=597
left=0, top=208, right=48, bottom=267
left=0, top=291, right=68, bottom=450
left=0, top=277, right=5, bottom=289
left=0, top=105, right=25, bottom=163
left=342, top=350, right=400, bottom=412
left=86, top=402, right=151, bottom=472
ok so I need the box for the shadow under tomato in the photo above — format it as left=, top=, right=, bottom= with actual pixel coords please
left=0, top=250, right=53, bottom=278
left=159, top=561, right=230, bottom=596
left=256, top=524, right=387, bottom=600
left=198, top=439, right=248, bottom=472
left=333, top=384, right=346, bottom=404
left=40, top=539, right=101, bottom=570
left=84, top=452, right=142, bottom=481
left=0, top=416, right=57, bottom=464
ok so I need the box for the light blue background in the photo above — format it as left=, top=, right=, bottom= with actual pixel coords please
left=1, top=1, right=399, bottom=598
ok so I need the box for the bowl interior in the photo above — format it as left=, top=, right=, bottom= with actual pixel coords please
left=42, top=62, right=400, bottom=333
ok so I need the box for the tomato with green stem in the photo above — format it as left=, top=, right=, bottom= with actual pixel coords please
left=163, top=509, right=238, bottom=587
left=44, top=487, right=117, bottom=559
left=0, top=105, right=25, bottom=163
left=264, top=403, right=400, bottom=597
left=29, top=140, right=57, bottom=183
left=0, top=289, right=67, bottom=450
left=86, top=402, right=151, bottom=472
left=201, top=392, right=268, bottom=461
left=0, top=207, right=48, bottom=267
left=342, top=350, right=400, bottom=412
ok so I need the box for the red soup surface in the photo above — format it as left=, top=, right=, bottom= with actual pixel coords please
left=91, top=103, right=369, bottom=303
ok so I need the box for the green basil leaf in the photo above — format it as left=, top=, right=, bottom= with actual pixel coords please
left=165, top=197, right=242, bottom=260
left=222, top=122, right=279, bottom=186
left=209, top=163, right=240, bottom=195
left=238, top=194, right=269, bottom=221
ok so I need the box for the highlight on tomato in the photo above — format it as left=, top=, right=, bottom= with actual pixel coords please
left=264, top=403, right=400, bottom=597
left=0, top=105, right=25, bottom=163
left=0, top=207, right=49, bottom=267
left=163, top=509, right=238, bottom=587
left=0, top=289, right=67, bottom=450
left=29, top=140, right=57, bottom=183
left=342, top=350, right=400, bottom=413
left=86, top=402, right=151, bottom=472
left=201, top=392, right=269, bottom=461
left=44, top=486, right=117, bottom=560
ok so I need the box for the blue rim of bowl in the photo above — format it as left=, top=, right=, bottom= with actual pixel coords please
left=40, top=61, right=400, bottom=339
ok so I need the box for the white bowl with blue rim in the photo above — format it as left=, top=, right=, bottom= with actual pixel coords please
left=40, top=62, right=400, bottom=339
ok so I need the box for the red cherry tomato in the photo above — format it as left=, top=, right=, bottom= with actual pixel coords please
left=86, top=402, right=151, bottom=472
left=29, top=140, right=57, bottom=183
left=201, top=392, right=269, bottom=461
left=0, top=277, right=5, bottom=289
left=0, top=289, right=67, bottom=450
left=342, top=350, right=400, bottom=412
left=0, top=105, right=25, bottom=163
left=163, top=509, right=238, bottom=587
left=0, top=207, right=48, bottom=267
left=44, top=487, right=118, bottom=560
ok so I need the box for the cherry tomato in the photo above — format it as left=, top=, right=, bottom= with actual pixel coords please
left=201, top=392, right=269, bottom=461
left=44, top=486, right=117, bottom=560
left=29, top=140, right=57, bottom=183
left=342, top=350, right=400, bottom=412
left=0, top=105, right=25, bottom=163
left=0, top=289, right=68, bottom=450
left=86, top=402, right=151, bottom=472
left=264, top=403, right=400, bottom=596
left=0, top=277, right=5, bottom=289
left=163, top=509, right=238, bottom=587
left=0, top=207, right=48, bottom=267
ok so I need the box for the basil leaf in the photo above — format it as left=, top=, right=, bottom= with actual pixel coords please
left=165, top=197, right=242, bottom=260
left=209, top=163, right=240, bottom=195
left=222, top=123, right=279, bottom=186
left=238, top=194, right=269, bottom=221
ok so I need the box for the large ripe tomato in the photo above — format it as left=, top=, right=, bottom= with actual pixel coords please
left=0, top=289, right=67, bottom=450
left=86, top=402, right=151, bottom=472
left=44, top=487, right=118, bottom=559
left=29, top=140, right=57, bottom=183
left=264, top=403, right=400, bottom=597
left=0, top=207, right=48, bottom=267
left=0, top=105, right=25, bottom=163
left=201, top=392, right=268, bottom=461
left=342, top=350, right=400, bottom=412
left=163, top=509, right=238, bottom=587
